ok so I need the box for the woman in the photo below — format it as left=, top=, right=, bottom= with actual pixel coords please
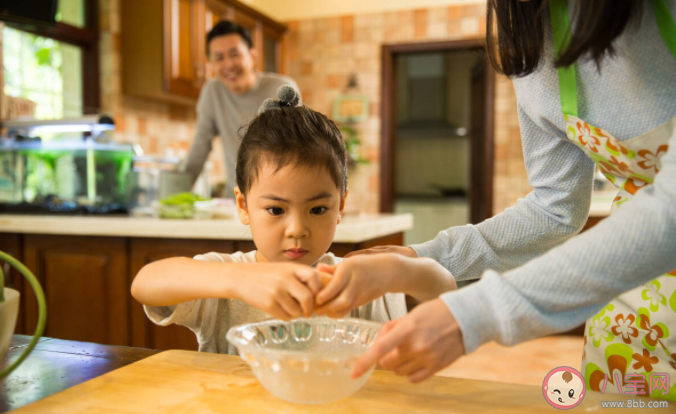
left=349, top=0, right=676, bottom=400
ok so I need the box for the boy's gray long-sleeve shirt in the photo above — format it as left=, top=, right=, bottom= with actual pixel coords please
left=411, top=1, right=676, bottom=354
left=184, top=73, right=300, bottom=198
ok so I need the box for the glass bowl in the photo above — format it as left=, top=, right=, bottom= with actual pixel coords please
left=226, top=317, right=381, bottom=404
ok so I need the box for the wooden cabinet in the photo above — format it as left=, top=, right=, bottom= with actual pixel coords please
left=0, top=232, right=403, bottom=350
left=0, top=233, right=24, bottom=334
left=204, top=0, right=229, bottom=31
left=164, top=0, right=202, bottom=99
left=122, top=0, right=287, bottom=104
left=129, top=238, right=235, bottom=350
left=22, top=235, right=129, bottom=346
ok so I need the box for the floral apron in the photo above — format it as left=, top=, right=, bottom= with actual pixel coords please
left=550, top=0, right=676, bottom=400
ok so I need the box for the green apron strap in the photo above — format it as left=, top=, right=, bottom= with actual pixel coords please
left=654, top=0, right=676, bottom=60
left=549, top=0, right=578, bottom=117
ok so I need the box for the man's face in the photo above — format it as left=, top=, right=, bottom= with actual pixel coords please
left=208, top=34, right=258, bottom=95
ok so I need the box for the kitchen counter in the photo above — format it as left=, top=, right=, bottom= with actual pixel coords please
left=0, top=214, right=412, bottom=350
left=0, top=213, right=412, bottom=243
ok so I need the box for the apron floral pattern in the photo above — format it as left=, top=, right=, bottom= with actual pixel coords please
left=566, top=115, right=676, bottom=400
left=549, top=0, right=676, bottom=400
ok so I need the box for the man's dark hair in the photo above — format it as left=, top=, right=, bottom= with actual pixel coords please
left=207, top=20, right=252, bottom=55
left=486, top=0, right=645, bottom=77
left=236, top=106, right=348, bottom=197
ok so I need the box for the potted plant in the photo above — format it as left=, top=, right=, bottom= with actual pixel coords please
left=0, top=252, right=46, bottom=379
left=340, top=125, right=369, bottom=171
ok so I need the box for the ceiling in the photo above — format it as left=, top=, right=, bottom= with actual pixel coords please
left=240, top=0, right=484, bottom=22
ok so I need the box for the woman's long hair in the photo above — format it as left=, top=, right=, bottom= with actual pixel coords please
left=486, top=0, right=645, bottom=77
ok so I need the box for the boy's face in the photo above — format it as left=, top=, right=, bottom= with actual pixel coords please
left=235, top=159, right=346, bottom=266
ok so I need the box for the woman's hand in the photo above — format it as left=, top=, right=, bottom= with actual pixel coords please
left=352, top=298, right=465, bottom=383
left=313, top=254, right=403, bottom=317
left=315, top=254, right=457, bottom=316
left=344, top=245, right=418, bottom=259
left=235, top=263, right=326, bottom=320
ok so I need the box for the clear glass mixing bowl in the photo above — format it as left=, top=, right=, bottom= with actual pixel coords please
left=226, top=317, right=381, bottom=404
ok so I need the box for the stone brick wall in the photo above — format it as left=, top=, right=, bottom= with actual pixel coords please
left=284, top=4, right=531, bottom=214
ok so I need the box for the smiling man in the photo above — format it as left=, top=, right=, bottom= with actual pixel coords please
left=184, top=21, right=300, bottom=198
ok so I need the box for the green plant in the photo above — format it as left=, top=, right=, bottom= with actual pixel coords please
left=340, top=125, right=369, bottom=171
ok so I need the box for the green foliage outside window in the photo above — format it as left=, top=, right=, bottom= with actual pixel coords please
left=3, top=26, right=82, bottom=121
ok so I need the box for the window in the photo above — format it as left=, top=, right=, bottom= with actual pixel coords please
left=2, top=0, right=98, bottom=120
left=56, top=0, right=86, bottom=28
left=4, top=27, right=83, bottom=119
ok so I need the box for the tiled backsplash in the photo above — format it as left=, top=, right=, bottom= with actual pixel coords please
left=98, top=0, right=529, bottom=214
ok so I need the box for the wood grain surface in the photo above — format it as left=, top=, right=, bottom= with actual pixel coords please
left=10, top=349, right=670, bottom=413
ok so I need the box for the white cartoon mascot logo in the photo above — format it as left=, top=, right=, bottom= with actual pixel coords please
left=543, top=367, right=586, bottom=409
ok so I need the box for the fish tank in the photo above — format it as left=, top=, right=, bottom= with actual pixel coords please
left=0, top=116, right=134, bottom=214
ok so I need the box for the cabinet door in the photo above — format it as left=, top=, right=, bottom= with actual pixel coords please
left=263, top=26, right=282, bottom=73
left=201, top=0, right=229, bottom=80
left=22, top=235, right=129, bottom=346
left=204, top=0, right=228, bottom=33
left=0, top=233, right=24, bottom=334
left=129, top=238, right=236, bottom=350
left=164, top=0, right=201, bottom=98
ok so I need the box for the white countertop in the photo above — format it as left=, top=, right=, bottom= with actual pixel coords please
left=0, top=213, right=413, bottom=243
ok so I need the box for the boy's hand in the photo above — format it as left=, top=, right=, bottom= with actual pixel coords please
left=313, top=254, right=402, bottom=317
left=237, top=263, right=326, bottom=320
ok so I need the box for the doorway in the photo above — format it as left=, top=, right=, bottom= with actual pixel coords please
left=380, top=40, right=495, bottom=245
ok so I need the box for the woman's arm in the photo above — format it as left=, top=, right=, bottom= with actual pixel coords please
left=353, top=140, right=676, bottom=380
left=412, top=104, right=596, bottom=282
left=445, top=125, right=676, bottom=353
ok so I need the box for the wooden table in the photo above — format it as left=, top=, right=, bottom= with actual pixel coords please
left=1, top=336, right=671, bottom=413
left=0, top=335, right=162, bottom=412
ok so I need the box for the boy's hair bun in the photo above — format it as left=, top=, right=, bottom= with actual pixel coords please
left=238, top=90, right=348, bottom=197
left=258, top=85, right=301, bottom=115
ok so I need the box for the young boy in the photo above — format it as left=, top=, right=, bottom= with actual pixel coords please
left=131, top=86, right=457, bottom=354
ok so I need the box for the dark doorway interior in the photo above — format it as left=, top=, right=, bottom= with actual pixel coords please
left=380, top=40, right=495, bottom=245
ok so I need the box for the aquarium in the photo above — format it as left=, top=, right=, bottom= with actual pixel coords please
left=0, top=140, right=133, bottom=214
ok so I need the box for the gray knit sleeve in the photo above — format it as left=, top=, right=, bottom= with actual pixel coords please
left=184, top=81, right=219, bottom=183
left=443, top=122, right=676, bottom=353
left=411, top=102, right=595, bottom=282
